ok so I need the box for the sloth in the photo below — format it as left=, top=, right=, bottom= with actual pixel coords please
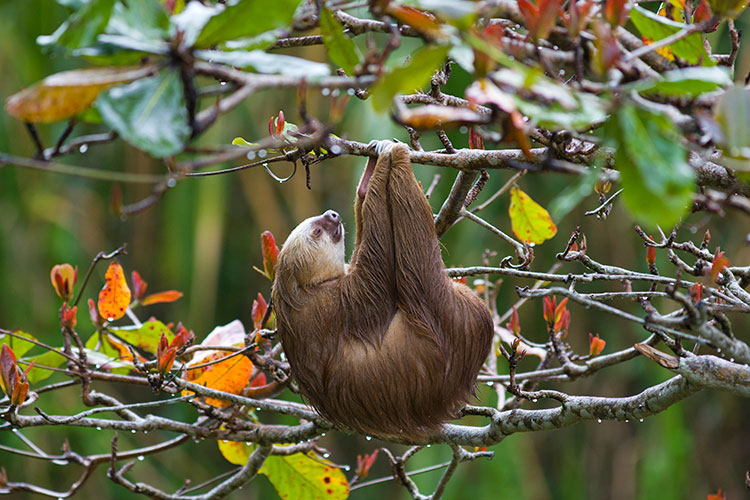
left=272, top=142, right=493, bottom=440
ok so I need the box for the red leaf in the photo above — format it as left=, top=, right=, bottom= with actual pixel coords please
left=0, top=344, right=29, bottom=406
left=469, top=128, right=485, bottom=150
left=589, top=333, right=606, bottom=356
left=261, top=231, right=279, bottom=280
left=250, top=371, right=267, bottom=388
left=356, top=450, right=379, bottom=478
left=710, top=248, right=730, bottom=283
left=50, top=264, right=77, bottom=302
left=87, top=298, right=104, bottom=327
left=506, top=306, right=521, bottom=335
left=131, top=271, right=148, bottom=300
left=689, top=283, right=703, bottom=303
left=707, top=489, right=726, bottom=500
left=519, top=0, right=563, bottom=41
left=60, top=303, right=77, bottom=329
left=276, top=110, right=285, bottom=136
left=646, top=237, right=656, bottom=266
left=141, top=290, right=183, bottom=306
left=543, top=296, right=555, bottom=327
left=252, top=293, right=268, bottom=331
left=604, top=0, right=629, bottom=27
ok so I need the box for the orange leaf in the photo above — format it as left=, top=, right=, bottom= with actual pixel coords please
left=141, top=290, right=183, bottom=306
left=5, top=66, right=156, bottom=123
left=509, top=187, right=557, bottom=244
left=189, top=355, right=253, bottom=408
left=589, top=333, right=606, bottom=356
left=97, top=261, right=132, bottom=321
left=710, top=248, right=730, bottom=283
left=707, top=489, right=726, bottom=500
left=183, top=320, right=252, bottom=407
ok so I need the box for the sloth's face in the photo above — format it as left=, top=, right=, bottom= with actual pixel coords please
left=279, top=210, right=345, bottom=286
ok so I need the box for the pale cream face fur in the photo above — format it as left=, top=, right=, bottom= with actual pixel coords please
left=280, top=215, right=346, bottom=287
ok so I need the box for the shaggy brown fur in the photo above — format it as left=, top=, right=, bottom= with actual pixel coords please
left=272, top=143, right=493, bottom=441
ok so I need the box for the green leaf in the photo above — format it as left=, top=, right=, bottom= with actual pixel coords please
left=0, top=331, right=38, bottom=358
left=319, top=7, right=361, bottom=75
left=630, top=6, right=713, bottom=66
left=629, top=67, right=732, bottom=97
left=371, top=45, right=450, bottom=112
left=714, top=86, right=750, bottom=171
left=194, top=0, right=303, bottom=48
left=23, top=350, right=67, bottom=384
left=108, top=320, right=174, bottom=354
left=513, top=92, right=607, bottom=131
left=38, top=0, right=117, bottom=50
left=232, top=137, right=257, bottom=147
left=194, top=50, right=330, bottom=78
left=84, top=333, right=132, bottom=374
left=602, top=103, right=695, bottom=229
left=225, top=31, right=283, bottom=51
left=107, top=0, right=171, bottom=42
left=261, top=452, right=349, bottom=500
left=171, top=2, right=219, bottom=47
left=96, top=67, right=190, bottom=157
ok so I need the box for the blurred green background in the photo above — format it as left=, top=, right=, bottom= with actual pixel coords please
left=1, top=2, right=749, bottom=498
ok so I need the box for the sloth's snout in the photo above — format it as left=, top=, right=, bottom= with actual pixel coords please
left=323, top=210, right=339, bottom=223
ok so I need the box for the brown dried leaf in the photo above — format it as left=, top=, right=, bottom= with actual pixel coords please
left=5, top=65, right=155, bottom=123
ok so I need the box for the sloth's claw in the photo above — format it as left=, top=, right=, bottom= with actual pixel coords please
left=368, top=140, right=396, bottom=156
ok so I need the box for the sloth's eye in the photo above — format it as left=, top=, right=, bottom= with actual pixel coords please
left=312, top=228, right=322, bottom=238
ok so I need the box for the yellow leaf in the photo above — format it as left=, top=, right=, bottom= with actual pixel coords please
left=5, top=66, right=156, bottom=123
left=216, top=443, right=350, bottom=500
left=97, top=261, right=132, bottom=321
left=218, top=438, right=254, bottom=465
left=262, top=451, right=350, bottom=500
left=509, top=186, right=557, bottom=244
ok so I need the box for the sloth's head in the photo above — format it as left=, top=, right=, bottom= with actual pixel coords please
left=276, top=210, right=346, bottom=288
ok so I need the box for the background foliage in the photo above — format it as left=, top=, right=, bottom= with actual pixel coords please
left=1, top=0, right=750, bottom=498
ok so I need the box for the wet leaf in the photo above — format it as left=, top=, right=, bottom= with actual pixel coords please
left=509, top=187, right=557, bottom=244
left=37, top=0, right=116, bottom=50
left=371, top=45, right=450, bottom=112
left=218, top=439, right=255, bottom=465
left=630, top=6, right=712, bottom=65
left=465, top=77, right=515, bottom=113
left=319, top=7, right=361, bottom=75
left=629, top=67, right=732, bottom=97
left=97, top=261, right=132, bottom=321
left=141, top=291, right=183, bottom=306
left=108, top=320, right=174, bottom=354
left=262, top=451, right=350, bottom=500
left=195, top=0, right=303, bottom=48
left=84, top=331, right=135, bottom=373
left=5, top=66, right=155, bottom=123
left=183, top=320, right=252, bottom=407
left=96, top=67, right=190, bottom=157
left=601, top=103, right=695, bottom=229
left=194, top=50, right=330, bottom=78
left=398, top=105, right=487, bottom=130
left=714, top=86, right=750, bottom=171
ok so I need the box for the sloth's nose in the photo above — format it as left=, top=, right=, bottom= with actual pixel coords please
left=323, top=210, right=339, bottom=223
